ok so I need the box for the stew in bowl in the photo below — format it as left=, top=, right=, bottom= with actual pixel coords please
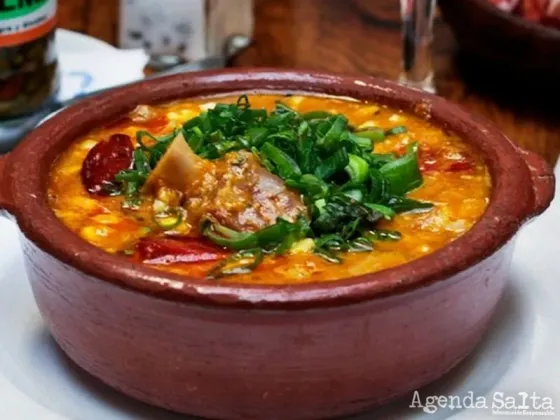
left=49, top=94, right=490, bottom=284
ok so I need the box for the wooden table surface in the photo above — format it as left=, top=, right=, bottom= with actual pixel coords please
left=58, top=0, right=559, bottom=165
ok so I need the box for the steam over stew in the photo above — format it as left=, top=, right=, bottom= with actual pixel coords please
left=48, top=95, right=490, bottom=284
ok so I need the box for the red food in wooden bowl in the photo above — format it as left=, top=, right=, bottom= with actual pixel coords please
left=0, top=69, right=554, bottom=419
left=439, top=0, right=560, bottom=81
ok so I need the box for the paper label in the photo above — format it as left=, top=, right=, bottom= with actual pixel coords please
left=0, top=0, right=57, bottom=47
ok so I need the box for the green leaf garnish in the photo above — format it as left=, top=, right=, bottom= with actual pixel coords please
left=107, top=96, right=433, bottom=277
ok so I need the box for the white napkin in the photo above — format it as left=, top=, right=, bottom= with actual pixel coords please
left=57, top=49, right=149, bottom=101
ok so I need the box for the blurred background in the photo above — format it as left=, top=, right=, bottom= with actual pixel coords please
left=1, top=0, right=559, bottom=163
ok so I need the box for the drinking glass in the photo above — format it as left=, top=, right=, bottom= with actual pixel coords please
left=399, top=0, right=437, bottom=93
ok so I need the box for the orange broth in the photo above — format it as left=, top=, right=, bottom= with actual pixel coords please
left=48, top=95, right=491, bottom=284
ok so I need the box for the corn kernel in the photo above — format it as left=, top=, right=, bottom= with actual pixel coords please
left=164, top=222, right=192, bottom=236
left=288, top=96, right=305, bottom=108
left=80, top=139, right=98, bottom=150
left=156, top=187, right=182, bottom=206
left=166, top=109, right=198, bottom=121
left=153, top=199, right=168, bottom=213
left=199, top=102, right=216, bottom=111
left=59, top=165, right=82, bottom=175
left=289, top=238, right=316, bottom=255
left=354, top=105, right=380, bottom=118
left=418, top=244, right=432, bottom=254
left=69, top=196, right=100, bottom=212
left=389, top=114, right=404, bottom=122
left=80, top=225, right=115, bottom=246
left=357, top=120, right=379, bottom=129
left=91, top=214, right=122, bottom=225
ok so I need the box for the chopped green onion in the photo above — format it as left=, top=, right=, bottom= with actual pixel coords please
left=237, top=95, right=250, bottom=109
left=285, top=174, right=329, bottom=199
left=382, top=196, right=433, bottom=214
left=303, top=110, right=332, bottom=120
left=345, top=154, right=369, bottom=184
left=315, top=234, right=347, bottom=251
left=385, top=125, right=407, bottom=136
left=379, top=144, right=423, bottom=195
left=364, top=203, right=395, bottom=220
left=274, top=101, right=297, bottom=114
left=366, top=229, right=402, bottom=241
left=349, top=237, right=373, bottom=252
left=203, top=218, right=308, bottom=252
left=206, top=249, right=264, bottom=279
left=314, top=148, right=349, bottom=180
left=104, top=96, right=434, bottom=275
left=316, top=115, right=348, bottom=151
left=347, top=133, right=373, bottom=152
left=153, top=208, right=184, bottom=231
left=314, top=248, right=342, bottom=264
left=202, top=220, right=259, bottom=250
left=367, top=153, right=397, bottom=168
left=314, top=198, right=327, bottom=214
left=246, top=127, right=268, bottom=146
left=354, top=127, right=385, bottom=142
left=342, top=189, right=364, bottom=202
left=260, top=142, right=302, bottom=180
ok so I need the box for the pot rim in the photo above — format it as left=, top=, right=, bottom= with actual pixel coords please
left=2, top=68, right=553, bottom=309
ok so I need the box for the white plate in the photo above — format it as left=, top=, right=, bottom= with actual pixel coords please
left=56, top=28, right=116, bottom=53
left=1, top=30, right=558, bottom=419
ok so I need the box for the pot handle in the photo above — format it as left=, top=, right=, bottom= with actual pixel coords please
left=518, top=149, right=555, bottom=219
left=0, top=153, right=14, bottom=217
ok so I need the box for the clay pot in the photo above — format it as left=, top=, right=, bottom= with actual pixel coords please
left=0, top=69, right=554, bottom=419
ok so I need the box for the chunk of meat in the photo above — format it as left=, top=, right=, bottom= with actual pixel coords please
left=81, top=133, right=134, bottom=195
left=137, top=237, right=227, bottom=265
left=104, top=106, right=168, bottom=133
left=143, top=133, right=206, bottom=193
left=145, top=133, right=307, bottom=232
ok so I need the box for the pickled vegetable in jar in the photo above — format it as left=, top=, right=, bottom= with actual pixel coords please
left=0, top=0, right=58, bottom=118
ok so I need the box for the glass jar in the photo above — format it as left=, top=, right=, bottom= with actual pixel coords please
left=0, top=0, right=59, bottom=119
left=0, top=0, right=59, bottom=151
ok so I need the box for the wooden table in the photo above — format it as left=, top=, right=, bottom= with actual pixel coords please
left=58, top=0, right=559, bottom=165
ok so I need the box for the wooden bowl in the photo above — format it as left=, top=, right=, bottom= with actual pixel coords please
left=439, top=0, right=560, bottom=81
left=0, top=69, right=554, bottom=420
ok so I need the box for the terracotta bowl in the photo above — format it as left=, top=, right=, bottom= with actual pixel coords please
left=0, top=69, right=555, bottom=420
left=439, top=0, right=560, bottom=83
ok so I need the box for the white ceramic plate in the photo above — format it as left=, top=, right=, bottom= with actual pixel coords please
left=57, top=28, right=116, bottom=53
left=1, top=30, right=558, bottom=420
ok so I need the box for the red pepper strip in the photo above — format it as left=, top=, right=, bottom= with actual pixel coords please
left=136, top=238, right=228, bottom=265
left=447, top=158, right=474, bottom=172
left=418, top=147, right=474, bottom=173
